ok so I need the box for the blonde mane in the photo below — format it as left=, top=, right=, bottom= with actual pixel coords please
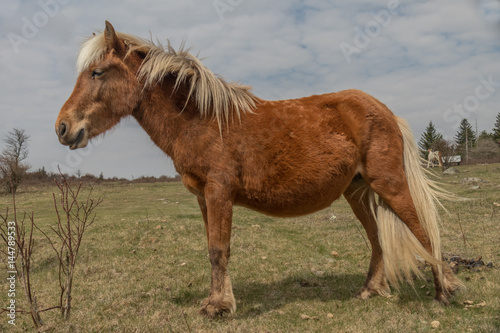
left=76, top=31, right=258, bottom=127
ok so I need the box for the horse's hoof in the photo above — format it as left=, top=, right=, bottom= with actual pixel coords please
left=434, top=293, right=450, bottom=306
left=356, top=282, right=391, bottom=300
left=356, top=287, right=374, bottom=300
left=199, top=304, right=226, bottom=319
left=443, top=268, right=465, bottom=295
left=199, top=298, right=234, bottom=318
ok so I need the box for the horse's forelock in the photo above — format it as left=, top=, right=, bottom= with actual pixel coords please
left=76, top=34, right=108, bottom=73
left=76, top=32, right=149, bottom=73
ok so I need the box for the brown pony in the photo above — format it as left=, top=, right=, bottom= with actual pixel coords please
left=56, top=21, right=463, bottom=318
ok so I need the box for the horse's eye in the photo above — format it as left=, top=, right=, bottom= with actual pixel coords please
left=91, top=68, right=104, bottom=78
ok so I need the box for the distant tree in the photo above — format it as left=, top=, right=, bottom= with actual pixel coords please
left=455, top=119, right=476, bottom=162
left=38, top=166, right=47, bottom=176
left=0, top=128, right=30, bottom=193
left=478, top=130, right=494, bottom=141
left=418, top=121, right=443, bottom=157
left=30, top=166, right=50, bottom=182
left=493, top=112, right=500, bottom=143
left=455, top=119, right=476, bottom=146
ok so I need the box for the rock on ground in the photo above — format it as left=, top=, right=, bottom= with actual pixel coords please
left=443, top=168, right=459, bottom=175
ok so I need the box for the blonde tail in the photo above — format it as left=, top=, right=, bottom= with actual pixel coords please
left=369, top=117, right=463, bottom=291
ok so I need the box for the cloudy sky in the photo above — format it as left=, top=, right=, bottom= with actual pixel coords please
left=1, top=0, right=500, bottom=179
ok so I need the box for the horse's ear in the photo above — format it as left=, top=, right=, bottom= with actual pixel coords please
left=104, top=20, right=126, bottom=54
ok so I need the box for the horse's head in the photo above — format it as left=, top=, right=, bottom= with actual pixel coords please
left=56, top=21, right=144, bottom=150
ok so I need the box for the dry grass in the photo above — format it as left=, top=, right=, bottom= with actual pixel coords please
left=1, top=163, right=499, bottom=332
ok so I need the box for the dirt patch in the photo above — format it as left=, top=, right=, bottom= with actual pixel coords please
left=444, top=255, right=495, bottom=274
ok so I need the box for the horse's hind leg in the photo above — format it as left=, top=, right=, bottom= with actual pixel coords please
left=370, top=177, right=449, bottom=302
left=343, top=175, right=390, bottom=299
left=363, top=152, right=451, bottom=303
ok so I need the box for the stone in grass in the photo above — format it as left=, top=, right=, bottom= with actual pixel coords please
left=461, top=177, right=485, bottom=184
left=443, top=168, right=459, bottom=175
left=431, top=320, right=440, bottom=329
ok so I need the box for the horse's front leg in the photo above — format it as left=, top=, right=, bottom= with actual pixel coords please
left=197, top=186, right=236, bottom=318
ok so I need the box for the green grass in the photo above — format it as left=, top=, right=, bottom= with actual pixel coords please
left=1, top=164, right=499, bottom=332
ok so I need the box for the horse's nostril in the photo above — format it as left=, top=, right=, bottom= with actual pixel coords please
left=59, top=123, right=67, bottom=137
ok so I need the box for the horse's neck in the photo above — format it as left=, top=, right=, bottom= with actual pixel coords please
left=133, top=85, right=194, bottom=158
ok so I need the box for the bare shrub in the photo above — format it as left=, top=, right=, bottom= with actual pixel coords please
left=0, top=172, right=102, bottom=328
left=0, top=128, right=30, bottom=194
left=470, top=138, right=500, bottom=164
left=41, top=174, right=103, bottom=319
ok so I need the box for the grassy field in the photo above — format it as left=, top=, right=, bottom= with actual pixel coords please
left=1, top=163, right=499, bottom=332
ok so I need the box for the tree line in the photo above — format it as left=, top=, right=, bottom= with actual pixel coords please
left=418, top=112, right=500, bottom=164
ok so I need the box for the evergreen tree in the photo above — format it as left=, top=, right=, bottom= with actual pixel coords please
left=454, top=118, right=476, bottom=146
left=478, top=130, right=493, bottom=141
left=455, top=119, right=476, bottom=163
left=493, top=112, right=500, bottom=143
left=418, top=121, right=443, bottom=155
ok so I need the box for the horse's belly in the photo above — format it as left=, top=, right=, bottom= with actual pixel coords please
left=234, top=118, right=360, bottom=217
left=235, top=190, right=342, bottom=217
left=235, top=167, right=355, bottom=217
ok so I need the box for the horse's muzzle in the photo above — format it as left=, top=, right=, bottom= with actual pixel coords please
left=56, top=122, right=86, bottom=150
